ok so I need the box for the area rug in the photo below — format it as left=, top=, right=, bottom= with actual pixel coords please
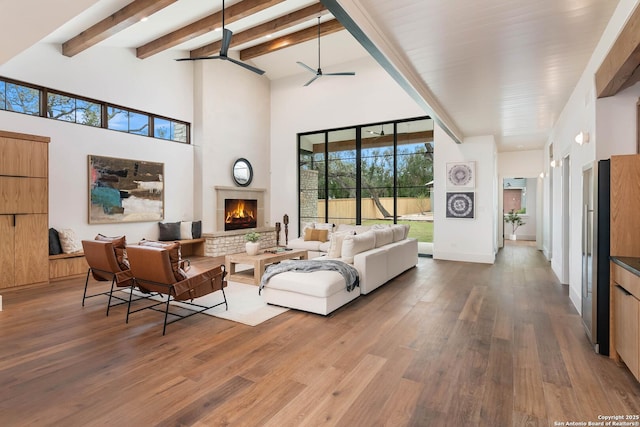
left=169, top=281, right=288, bottom=326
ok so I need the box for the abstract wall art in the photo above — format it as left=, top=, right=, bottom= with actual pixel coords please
left=88, top=155, right=164, bottom=224
left=446, top=192, right=475, bottom=219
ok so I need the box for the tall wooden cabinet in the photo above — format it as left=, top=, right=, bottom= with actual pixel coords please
left=0, top=130, right=49, bottom=289
left=609, top=154, right=640, bottom=381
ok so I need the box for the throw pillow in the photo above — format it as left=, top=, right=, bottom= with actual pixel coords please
left=401, top=224, right=410, bottom=239
left=58, top=229, right=83, bottom=254
left=371, top=223, right=390, bottom=229
left=301, top=222, right=315, bottom=234
left=314, top=222, right=334, bottom=239
left=336, top=224, right=371, bottom=234
left=391, top=225, right=405, bottom=242
left=327, top=230, right=354, bottom=259
left=374, top=227, right=394, bottom=248
left=191, top=220, right=202, bottom=238
left=180, top=221, right=193, bottom=240
left=303, top=228, right=329, bottom=242
left=158, top=221, right=181, bottom=241
left=341, top=230, right=376, bottom=263
left=48, top=228, right=62, bottom=255
left=95, top=234, right=129, bottom=270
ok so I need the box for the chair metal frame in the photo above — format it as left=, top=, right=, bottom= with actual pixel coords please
left=81, top=240, right=141, bottom=316
left=82, top=266, right=135, bottom=316
left=126, top=265, right=228, bottom=336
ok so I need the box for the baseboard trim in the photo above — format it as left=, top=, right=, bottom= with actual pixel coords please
left=433, top=251, right=495, bottom=264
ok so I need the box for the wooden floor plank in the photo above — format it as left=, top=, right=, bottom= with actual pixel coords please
left=513, top=322, right=547, bottom=420
left=303, top=353, right=387, bottom=425
left=0, top=243, right=638, bottom=426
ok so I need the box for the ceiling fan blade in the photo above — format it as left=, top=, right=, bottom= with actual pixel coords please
left=175, top=55, right=222, bottom=61
left=220, top=28, right=232, bottom=57
left=324, top=72, right=356, bottom=76
left=297, top=61, right=317, bottom=74
left=226, top=56, right=265, bottom=75
left=304, top=75, right=321, bottom=86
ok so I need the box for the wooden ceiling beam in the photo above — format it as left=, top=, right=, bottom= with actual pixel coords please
left=240, top=18, right=343, bottom=61
left=136, top=0, right=284, bottom=59
left=311, top=131, right=434, bottom=154
left=596, top=2, right=640, bottom=97
left=190, top=3, right=329, bottom=59
left=62, top=0, right=177, bottom=57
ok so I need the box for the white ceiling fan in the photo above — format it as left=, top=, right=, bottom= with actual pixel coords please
left=297, top=17, right=355, bottom=86
left=175, top=0, right=265, bottom=75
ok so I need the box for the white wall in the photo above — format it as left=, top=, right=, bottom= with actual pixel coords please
left=270, top=55, right=425, bottom=236
left=545, top=0, right=640, bottom=312
left=433, top=131, right=498, bottom=263
left=193, top=60, right=271, bottom=233
left=0, top=44, right=196, bottom=243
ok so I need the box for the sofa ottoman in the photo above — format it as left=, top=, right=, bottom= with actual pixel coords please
left=261, top=270, right=360, bottom=315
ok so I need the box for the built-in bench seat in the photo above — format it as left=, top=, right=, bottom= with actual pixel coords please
left=48, top=238, right=206, bottom=280
left=49, top=252, right=88, bottom=280
left=176, top=238, right=205, bottom=256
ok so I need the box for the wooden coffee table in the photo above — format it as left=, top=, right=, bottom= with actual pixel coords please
left=225, top=248, right=308, bottom=285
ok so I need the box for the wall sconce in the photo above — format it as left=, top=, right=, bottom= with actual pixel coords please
left=550, top=159, right=562, bottom=168
left=575, top=131, right=590, bottom=145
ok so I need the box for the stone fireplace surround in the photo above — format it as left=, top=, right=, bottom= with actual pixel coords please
left=203, top=186, right=275, bottom=257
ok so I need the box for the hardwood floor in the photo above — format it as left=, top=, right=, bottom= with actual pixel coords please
left=1, top=243, right=639, bottom=426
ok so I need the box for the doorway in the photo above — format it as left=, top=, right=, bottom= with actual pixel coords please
left=561, top=154, right=571, bottom=284
left=501, top=177, right=540, bottom=246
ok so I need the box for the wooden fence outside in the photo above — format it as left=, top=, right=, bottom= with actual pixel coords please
left=316, top=197, right=431, bottom=220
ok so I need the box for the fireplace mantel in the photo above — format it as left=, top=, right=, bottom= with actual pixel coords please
left=214, top=186, right=267, bottom=232
left=214, top=186, right=266, bottom=193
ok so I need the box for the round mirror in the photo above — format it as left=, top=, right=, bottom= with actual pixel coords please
left=232, top=158, right=253, bottom=187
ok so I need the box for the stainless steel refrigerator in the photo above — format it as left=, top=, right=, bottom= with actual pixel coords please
left=582, top=159, right=610, bottom=355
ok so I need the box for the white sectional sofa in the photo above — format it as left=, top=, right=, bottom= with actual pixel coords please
left=261, top=223, right=418, bottom=314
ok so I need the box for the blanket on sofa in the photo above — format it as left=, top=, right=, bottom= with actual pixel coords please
left=259, top=260, right=359, bottom=294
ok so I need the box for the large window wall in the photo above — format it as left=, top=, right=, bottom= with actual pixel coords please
left=298, top=116, right=434, bottom=243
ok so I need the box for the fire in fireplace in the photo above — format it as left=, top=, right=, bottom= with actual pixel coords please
left=224, top=199, right=257, bottom=231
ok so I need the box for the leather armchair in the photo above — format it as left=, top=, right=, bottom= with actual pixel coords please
left=81, top=240, right=134, bottom=315
left=125, top=244, right=227, bottom=335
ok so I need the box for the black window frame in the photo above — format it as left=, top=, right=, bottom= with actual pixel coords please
left=297, top=116, right=432, bottom=232
left=0, top=76, right=191, bottom=144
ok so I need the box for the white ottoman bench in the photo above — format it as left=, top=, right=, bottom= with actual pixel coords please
left=261, top=270, right=360, bottom=315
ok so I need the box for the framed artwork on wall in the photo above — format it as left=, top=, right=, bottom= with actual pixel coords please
left=88, top=155, right=164, bottom=224
left=446, top=192, right=475, bottom=219
left=446, top=161, right=475, bottom=190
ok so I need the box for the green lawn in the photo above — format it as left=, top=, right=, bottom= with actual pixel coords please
left=362, top=219, right=433, bottom=242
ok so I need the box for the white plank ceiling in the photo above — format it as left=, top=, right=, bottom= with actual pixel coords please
left=2, top=0, right=622, bottom=151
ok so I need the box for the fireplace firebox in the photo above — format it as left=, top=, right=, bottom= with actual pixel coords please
left=224, top=199, right=257, bottom=231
